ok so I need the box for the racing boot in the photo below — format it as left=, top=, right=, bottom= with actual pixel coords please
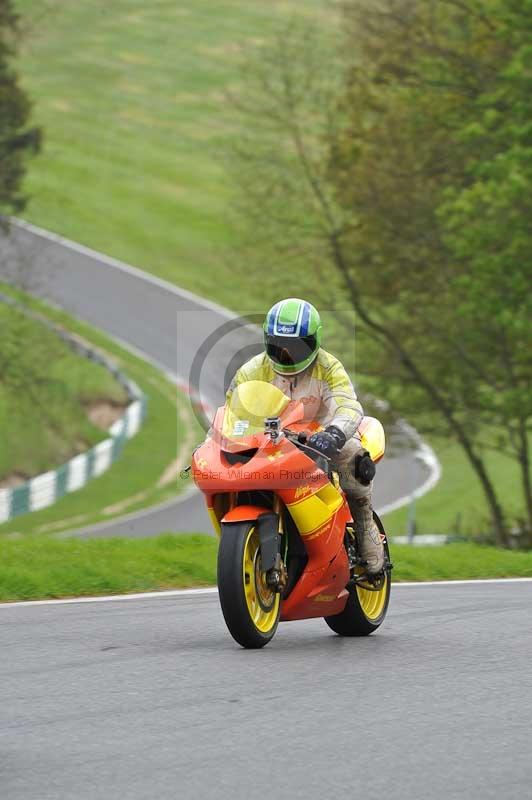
left=351, top=496, right=384, bottom=574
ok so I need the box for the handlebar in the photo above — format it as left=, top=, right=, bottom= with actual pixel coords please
left=189, top=429, right=332, bottom=474
left=284, top=429, right=332, bottom=470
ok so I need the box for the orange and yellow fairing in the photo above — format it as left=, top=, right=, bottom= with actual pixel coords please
left=358, top=416, right=386, bottom=463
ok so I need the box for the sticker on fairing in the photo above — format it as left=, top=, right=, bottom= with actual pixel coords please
left=232, top=420, right=250, bottom=436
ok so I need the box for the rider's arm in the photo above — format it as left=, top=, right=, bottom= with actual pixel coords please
left=322, top=358, right=363, bottom=440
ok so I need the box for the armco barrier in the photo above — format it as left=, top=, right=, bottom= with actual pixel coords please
left=0, top=293, right=147, bottom=523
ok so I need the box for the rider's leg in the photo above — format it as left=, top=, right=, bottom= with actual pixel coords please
left=336, top=436, right=384, bottom=574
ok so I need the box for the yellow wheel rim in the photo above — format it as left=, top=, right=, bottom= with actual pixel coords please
left=356, top=573, right=388, bottom=621
left=242, top=527, right=280, bottom=633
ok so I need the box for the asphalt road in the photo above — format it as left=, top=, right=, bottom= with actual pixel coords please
left=0, top=221, right=434, bottom=537
left=2, top=580, right=531, bottom=800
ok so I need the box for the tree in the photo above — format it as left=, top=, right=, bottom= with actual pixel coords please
left=228, top=1, right=532, bottom=545
left=335, top=0, right=532, bottom=541
left=0, top=0, right=41, bottom=217
left=437, top=0, right=532, bottom=536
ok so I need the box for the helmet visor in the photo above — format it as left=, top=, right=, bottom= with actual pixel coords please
left=264, top=333, right=317, bottom=368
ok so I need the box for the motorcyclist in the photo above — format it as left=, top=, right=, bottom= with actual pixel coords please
left=225, top=297, right=384, bottom=574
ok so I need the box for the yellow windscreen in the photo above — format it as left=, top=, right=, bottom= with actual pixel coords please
left=221, top=381, right=290, bottom=441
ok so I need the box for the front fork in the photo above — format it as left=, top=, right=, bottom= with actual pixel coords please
left=258, top=498, right=287, bottom=592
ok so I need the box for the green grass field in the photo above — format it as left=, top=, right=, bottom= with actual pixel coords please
left=1, top=534, right=531, bottom=602
left=15, top=0, right=323, bottom=309
left=0, top=285, right=204, bottom=536
left=0, top=300, right=127, bottom=481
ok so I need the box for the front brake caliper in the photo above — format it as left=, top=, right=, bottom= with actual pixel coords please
left=266, top=553, right=287, bottom=592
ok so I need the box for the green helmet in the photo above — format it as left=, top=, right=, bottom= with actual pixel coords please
left=263, top=298, right=322, bottom=375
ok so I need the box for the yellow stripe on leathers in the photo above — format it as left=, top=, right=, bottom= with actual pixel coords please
left=286, top=482, right=344, bottom=537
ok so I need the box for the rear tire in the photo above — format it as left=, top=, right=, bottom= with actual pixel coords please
left=324, top=514, right=391, bottom=637
left=218, top=522, right=280, bottom=649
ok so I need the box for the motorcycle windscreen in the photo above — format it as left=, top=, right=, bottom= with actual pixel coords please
left=221, top=381, right=290, bottom=448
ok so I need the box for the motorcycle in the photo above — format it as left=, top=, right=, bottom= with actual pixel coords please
left=192, top=379, right=392, bottom=648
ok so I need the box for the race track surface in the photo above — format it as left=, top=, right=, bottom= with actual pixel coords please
left=1, top=222, right=434, bottom=537
left=2, top=581, right=531, bottom=800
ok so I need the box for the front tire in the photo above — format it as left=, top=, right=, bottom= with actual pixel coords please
left=324, top=514, right=391, bottom=637
left=217, top=522, right=280, bottom=649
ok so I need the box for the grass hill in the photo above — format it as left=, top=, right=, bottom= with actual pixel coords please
left=0, top=301, right=126, bottom=482
left=15, top=0, right=323, bottom=308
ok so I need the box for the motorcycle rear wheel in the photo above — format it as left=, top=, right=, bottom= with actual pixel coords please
left=218, top=522, right=281, bottom=649
left=324, top=515, right=391, bottom=637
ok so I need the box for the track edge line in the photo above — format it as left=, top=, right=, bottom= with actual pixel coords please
left=2, top=577, right=532, bottom=609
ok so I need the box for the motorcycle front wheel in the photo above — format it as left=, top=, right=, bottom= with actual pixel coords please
left=217, top=521, right=281, bottom=649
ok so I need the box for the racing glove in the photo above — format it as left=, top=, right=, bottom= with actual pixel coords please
left=353, top=450, right=376, bottom=485
left=307, top=426, right=346, bottom=459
